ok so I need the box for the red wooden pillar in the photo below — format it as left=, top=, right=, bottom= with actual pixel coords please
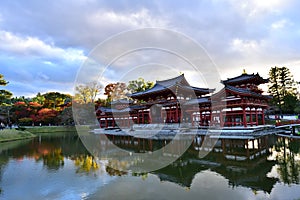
left=142, top=110, right=144, bottom=124
left=137, top=112, right=140, bottom=124
left=105, top=116, right=108, bottom=128
left=200, top=111, right=203, bottom=126
left=175, top=104, right=178, bottom=123
left=249, top=108, right=252, bottom=126
left=233, top=114, right=236, bottom=126
left=243, top=107, right=247, bottom=127
left=148, top=110, right=152, bottom=124
left=112, top=117, right=115, bottom=127
left=255, top=108, right=258, bottom=125
left=220, top=111, right=223, bottom=127
left=166, top=109, right=168, bottom=123
left=262, top=109, right=265, bottom=125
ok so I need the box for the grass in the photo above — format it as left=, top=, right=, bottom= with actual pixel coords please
left=0, top=129, right=36, bottom=143
left=26, top=126, right=77, bottom=134
left=0, top=125, right=95, bottom=142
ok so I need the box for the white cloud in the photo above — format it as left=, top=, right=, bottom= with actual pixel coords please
left=0, top=30, right=86, bottom=61
left=271, top=19, right=292, bottom=29
left=229, top=0, right=291, bottom=18
left=230, top=38, right=261, bottom=53
left=89, top=9, right=167, bottom=28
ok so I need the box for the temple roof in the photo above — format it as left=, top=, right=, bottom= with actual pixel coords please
left=212, top=85, right=271, bottom=100
left=97, top=106, right=135, bottom=114
left=225, top=85, right=269, bottom=98
left=110, top=99, right=133, bottom=105
left=128, top=74, right=214, bottom=99
left=156, top=74, right=189, bottom=86
left=221, top=73, right=268, bottom=86
left=184, top=97, right=211, bottom=105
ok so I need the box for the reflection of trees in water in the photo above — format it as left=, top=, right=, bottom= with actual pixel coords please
left=105, top=160, right=128, bottom=176
left=275, top=137, right=300, bottom=184
left=95, top=136, right=278, bottom=193
left=132, top=172, right=148, bottom=180
left=0, top=157, right=9, bottom=195
left=73, top=155, right=99, bottom=173
left=39, top=148, right=64, bottom=170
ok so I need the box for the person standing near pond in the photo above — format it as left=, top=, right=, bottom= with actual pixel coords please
left=8, top=122, right=12, bottom=129
left=0, top=122, right=5, bottom=130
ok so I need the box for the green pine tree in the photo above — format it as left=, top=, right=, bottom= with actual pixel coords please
left=0, top=74, right=12, bottom=105
left=268, top=66, right=298, bottom=114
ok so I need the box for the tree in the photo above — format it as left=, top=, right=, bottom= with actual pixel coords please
left=268, top=66, right=298, bottom=114
left=282, top=94, right=298, bottom=114
left=127, top=78, right=154, bottom=94
left=104, top=82, right=128, bottom=101
left=58, top=107, right=74, bottom=125
left=32, top=92, right=45, bottom=105
left=11, top=101, right=41, bottom=125
left=74, top=81, right=102, bottom=104
left=43, top=92, right=71, bottom=109
left=36, top=108, right=59, bottom=125
left=0, top=74, right=12, bottom=104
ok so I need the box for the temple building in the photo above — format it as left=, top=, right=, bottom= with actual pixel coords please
left=96, top=71, right=270, bottom=128
left=211, top=71, right=269, bottom=127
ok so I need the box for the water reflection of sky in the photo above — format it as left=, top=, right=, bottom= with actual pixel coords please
left=87, top=170, right=300, bottom=200
left=1, top=158, right=116, bottom=200
left=1, top=157, right=300, bottom=200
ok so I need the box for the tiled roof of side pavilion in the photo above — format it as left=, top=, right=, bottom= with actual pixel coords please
left=221, top=73, right=268, bottom=86
left=110, top=99, right=133, bottom=105
left=225, top=85, right=270, bottom=98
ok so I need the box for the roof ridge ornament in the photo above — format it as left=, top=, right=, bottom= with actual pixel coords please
left=242, top=69, right=247, bottom=74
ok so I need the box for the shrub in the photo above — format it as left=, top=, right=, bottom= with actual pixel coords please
left=18, top=117, right=33, bottom=126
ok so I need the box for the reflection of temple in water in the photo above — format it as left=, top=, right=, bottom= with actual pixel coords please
left=104, top=134, right=278, bottom=193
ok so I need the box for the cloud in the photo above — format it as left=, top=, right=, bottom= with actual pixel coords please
left=87, top=8, right=168, bottom=28
left=271, top=19, right=292, bottom=29
left=0, top=0, right=299, bottom=97
left=231, top=39, right=259, bottom=52
left=228, top=0, right=292, bottom=18
left=0, top=30, right=86, bottom=61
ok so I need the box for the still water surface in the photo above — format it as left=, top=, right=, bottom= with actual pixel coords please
left=0, top=132, right=299, bottom=200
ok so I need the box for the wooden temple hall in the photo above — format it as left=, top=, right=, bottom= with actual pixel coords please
left=96, top=71, right=270, bottom=128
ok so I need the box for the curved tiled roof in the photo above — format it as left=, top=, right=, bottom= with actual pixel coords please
left=97, top=106, right=136, bottom=114
left=225, top=85, right=269, bottom=99
left=221, top=73, right=268, bottom=86
left=110, top=99, right=133, bottom=105
left=184, top=97, right=211, bottom=105
left=128, top=74, right=214, bottom=99
left=156, top=74, right=189, bottom=86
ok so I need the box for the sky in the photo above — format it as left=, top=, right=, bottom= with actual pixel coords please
left=0, top=0, right=300, bottom=97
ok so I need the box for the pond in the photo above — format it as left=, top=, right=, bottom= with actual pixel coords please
left=0, top=131, right=299, bottom=200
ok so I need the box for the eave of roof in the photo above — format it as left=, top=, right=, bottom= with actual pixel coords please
left=184, top=97, right=211, bottom=105
left=221, top=73, right=268, bottom=85
left=225, top=85, right=268, bottom=98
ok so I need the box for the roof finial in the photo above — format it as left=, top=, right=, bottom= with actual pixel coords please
left=242, top=69, right=247, bottom=74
